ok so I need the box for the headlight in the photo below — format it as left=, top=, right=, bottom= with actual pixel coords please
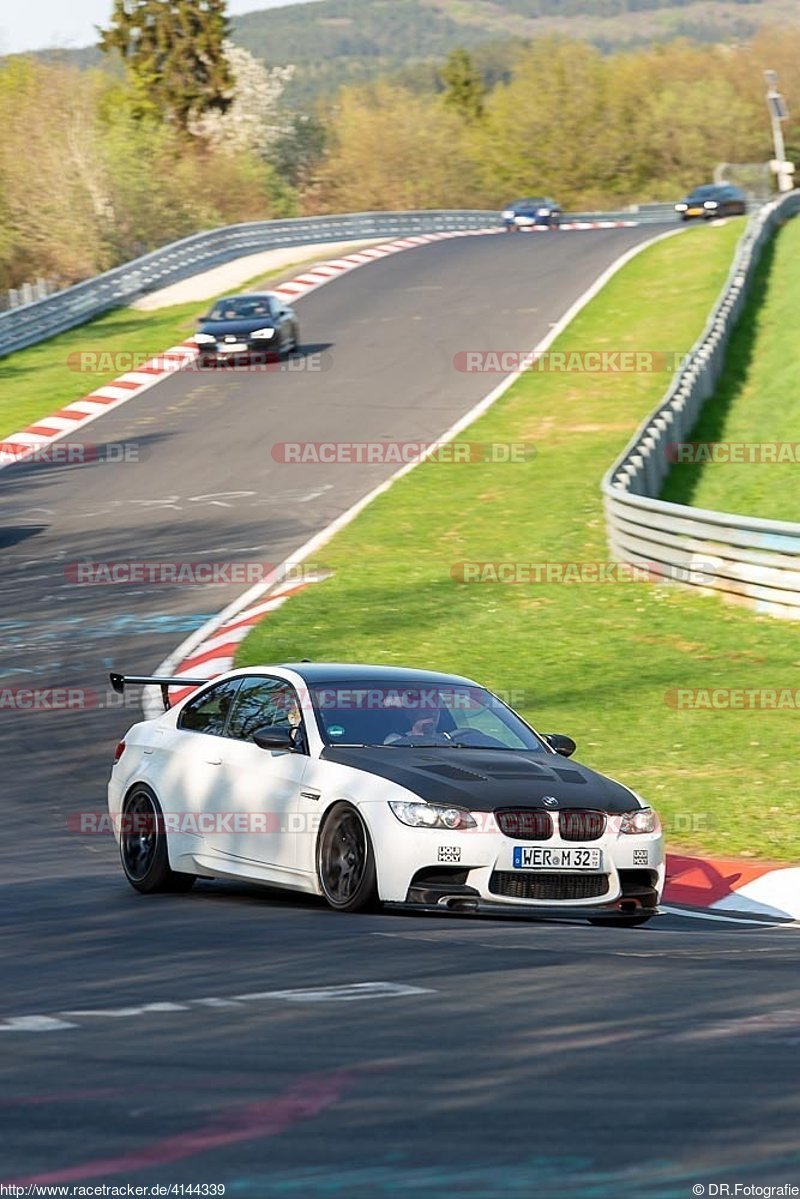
left=502, top=209, right=515, bottom=219
left=194, top=333, right=216, bottom=344
left=620, top=806, right=660, bottom=835
left=251, top=327, right=276, bottom=339
left=703, top=201, right=718, bottom=209
left=675, top=203, right=688, bottom=211
left=389, top=800, right=476, bottom=830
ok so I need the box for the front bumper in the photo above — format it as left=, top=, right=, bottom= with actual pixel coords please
left=197, top=339, right=279, bottom=363
left=362, top=802, right=665, bottom=913
left=386, top=898, right=663, bottom=921
left=505, top=217, right=558, bottom=230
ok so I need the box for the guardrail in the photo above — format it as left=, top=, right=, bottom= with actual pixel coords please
left=0, top=205, right=675, bottom=359
left=603, top=190, right=800, bottom=619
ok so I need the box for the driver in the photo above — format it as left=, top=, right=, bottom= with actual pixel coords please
left=383, top=693, right=445, bottom=743
left=408, top=704, right=440, bottom=737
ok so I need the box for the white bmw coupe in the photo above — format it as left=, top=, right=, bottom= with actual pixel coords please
left=108, top=663, right=665, bottom=925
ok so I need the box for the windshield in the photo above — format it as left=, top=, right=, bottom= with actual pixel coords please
left=208, top=297, right=272, bottom=320
left=311, top=681, right=547, bottom=751
left=687, top=186, right=721, bottom=200
left=513, top=198, right=547, bottom=210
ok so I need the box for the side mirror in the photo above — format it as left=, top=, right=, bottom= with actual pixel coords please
left=253, top=725, right=296, bottom=751
left=545, top=733, right=576, bottom=758
left=196, top=314, right=211, bottom=323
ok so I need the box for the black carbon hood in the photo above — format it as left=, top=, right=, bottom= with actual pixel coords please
left=198, top=317, right=277, bottom=336
left=320, top=746, right=640, bottom=813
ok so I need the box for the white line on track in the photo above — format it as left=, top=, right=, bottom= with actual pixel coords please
left=0, top=981, right=435, bottom=1033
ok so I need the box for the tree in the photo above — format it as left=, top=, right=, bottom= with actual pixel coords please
left=273, top=111, right=328, bottom=189
left=305, top=82, right=484, bottom=213
left=189, top=41, right=294, bottom=157
left=99, top=0, right=233, bottom=133
left=440, top=48, right=485, bottom=122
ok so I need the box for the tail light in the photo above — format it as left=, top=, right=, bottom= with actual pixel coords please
left=113, top=740, right=126, bottom=764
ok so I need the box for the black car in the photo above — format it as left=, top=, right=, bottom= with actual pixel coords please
left=502, top=198, right=562, bottom=230
left=675, top=184, right=747, bottom=221
left=193, top=293, right=300, bottom=365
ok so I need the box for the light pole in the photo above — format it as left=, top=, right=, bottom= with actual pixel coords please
left=764, top=70, right=794, bottom=193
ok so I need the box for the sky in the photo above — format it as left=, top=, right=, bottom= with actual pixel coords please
left=0, top=0, right=319, bottom=55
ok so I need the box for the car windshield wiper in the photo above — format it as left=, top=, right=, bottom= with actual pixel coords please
left=326, top=742, right=374, bottom=748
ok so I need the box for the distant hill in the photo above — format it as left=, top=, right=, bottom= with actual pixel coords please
left=238, top=0, right=799, bottom=104
left=12, top=0, right=800, bottom=106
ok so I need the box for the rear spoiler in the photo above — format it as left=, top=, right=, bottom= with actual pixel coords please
left=109, top=672, right=208, bottom=711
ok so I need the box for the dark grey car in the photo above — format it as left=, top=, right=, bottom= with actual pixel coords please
left=194, top=293, right=300, bottom=365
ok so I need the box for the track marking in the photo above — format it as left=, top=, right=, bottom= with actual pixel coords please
left=0, top=1015, right=78, bottom=1032
left=0, top=980, right=435, bottom=1032
left=234, top=981, right=433, bottom=1002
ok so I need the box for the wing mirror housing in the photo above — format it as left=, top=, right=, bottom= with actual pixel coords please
left=253, top=725, right=296, bottom=751
left=545, top=733, right=576, bottom=758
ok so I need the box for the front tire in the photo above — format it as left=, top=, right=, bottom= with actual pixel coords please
left=119, top=785, right=195, bottom=894
left=316, top=803, right=378, bottom=912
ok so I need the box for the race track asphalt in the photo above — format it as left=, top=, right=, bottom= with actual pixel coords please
left=5, top=225, right=797, bottom=1197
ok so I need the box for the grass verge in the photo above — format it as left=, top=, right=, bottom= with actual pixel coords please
left=660, top=213, right=800, bottom=521
left=0, top=250, right=340, bottom=441
left=238, top=217, right=800, bottom=862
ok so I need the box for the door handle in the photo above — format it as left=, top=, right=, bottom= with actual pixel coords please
left=204, top=757, right=222, bottom=766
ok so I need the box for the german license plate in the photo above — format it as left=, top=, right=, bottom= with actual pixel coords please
left=221, top=342, right=248, bottom=353
left=513, top=846, right=602, bottom=870
left=686, top=207, right=703, bottom=216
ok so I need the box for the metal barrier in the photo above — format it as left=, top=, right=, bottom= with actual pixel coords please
left=0, top=205, right=673, bottom=358
left=603, top=191, right=800, bottom=619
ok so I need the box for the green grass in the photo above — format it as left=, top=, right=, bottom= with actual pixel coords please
left=0, top=252, right=333, bottom=441
left=660, top=214, right=800, bottom=522
left=238, top=216, right=800, bottom=862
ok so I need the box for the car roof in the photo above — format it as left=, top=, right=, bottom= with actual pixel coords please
left=274, top=662, right=480, bottom=687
